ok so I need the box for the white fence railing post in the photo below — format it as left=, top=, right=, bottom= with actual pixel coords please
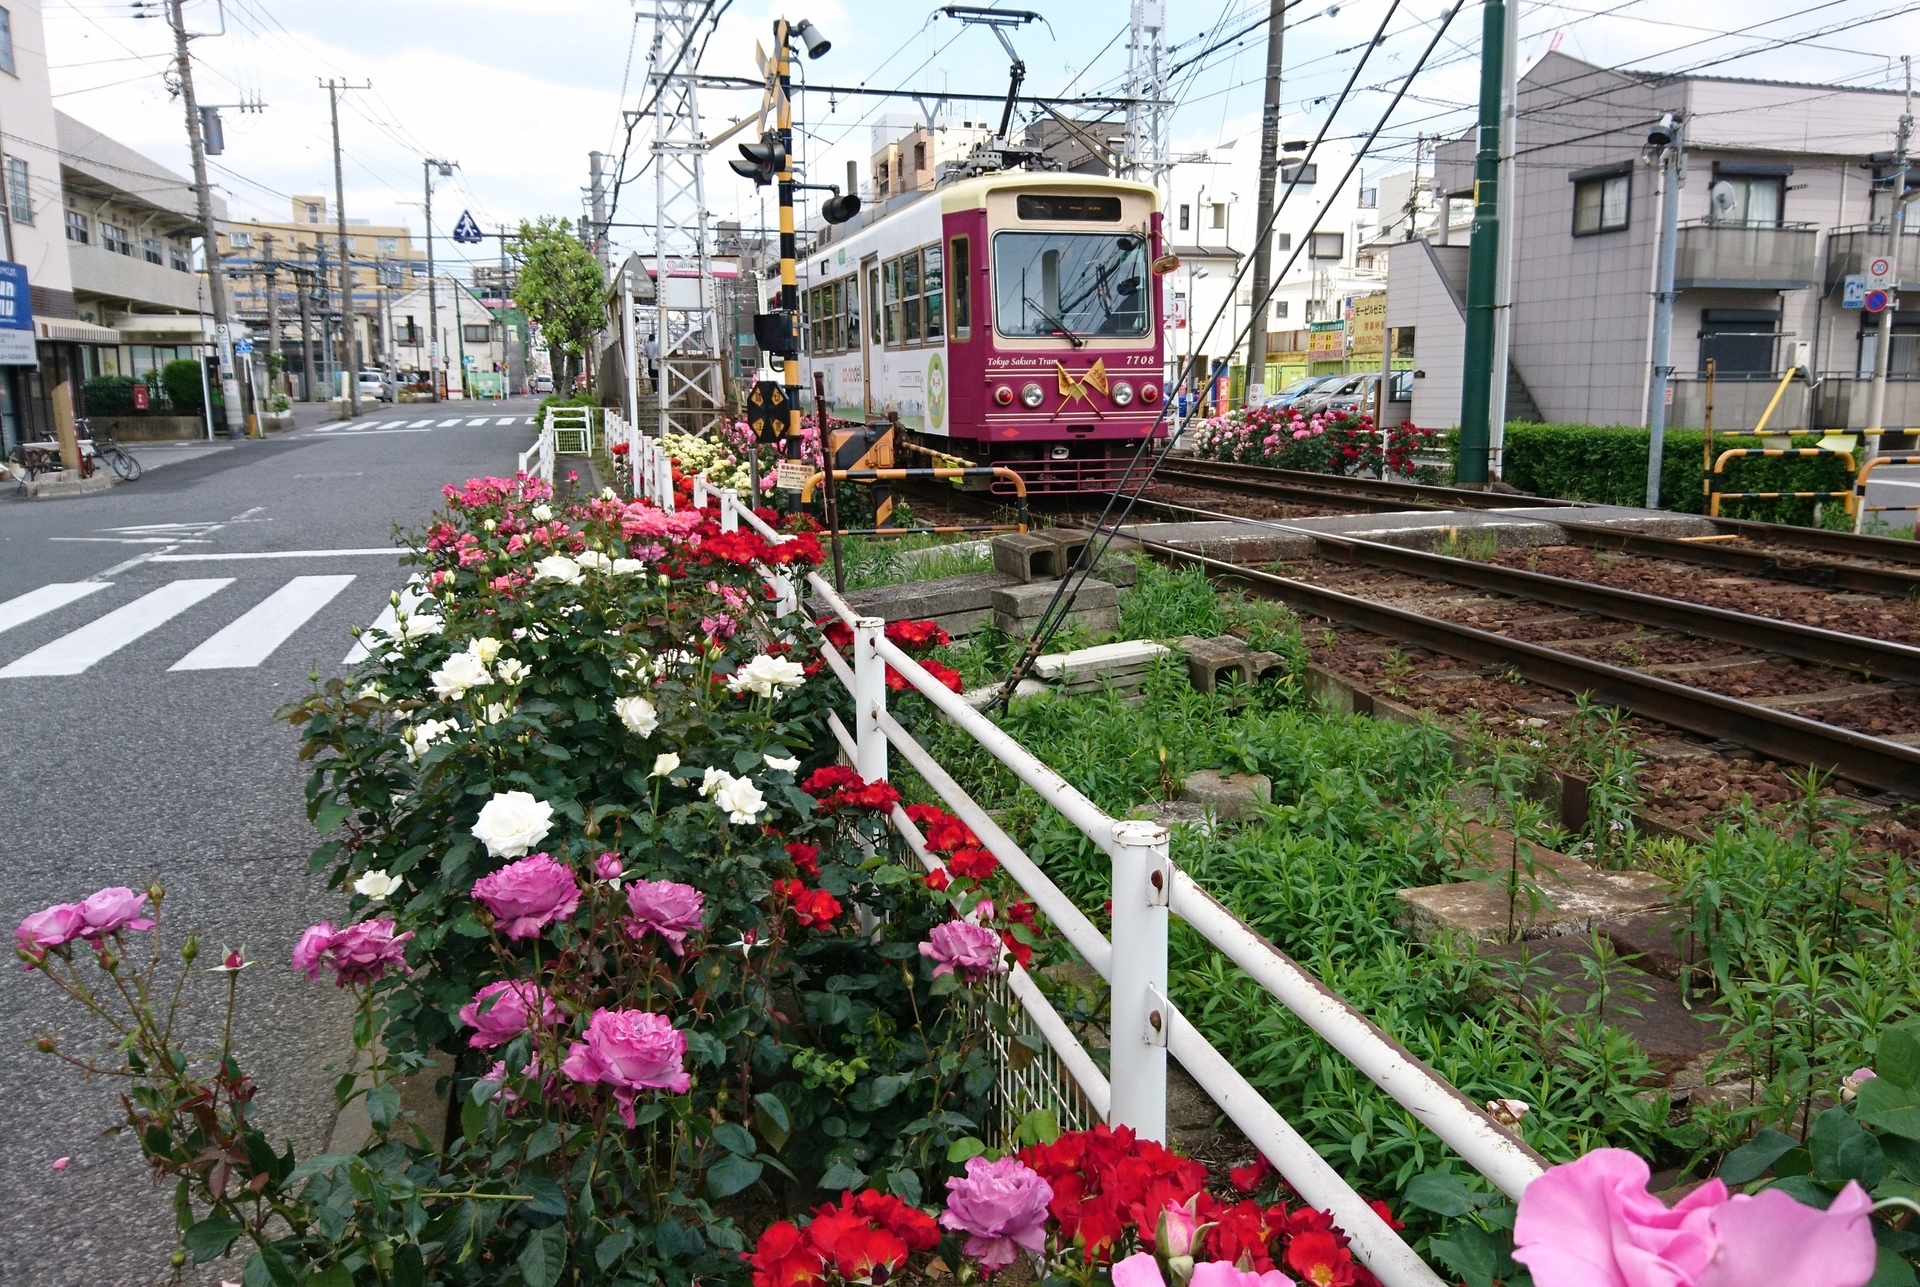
left=657, top=448, right=674, bottom=511
left=1108, top=819, right=1170, bottom=1141
left=852, top=616, right=888, bottom=782
left=720, top=490, right=738, bottom=532
left=694, top=476, right=707, bottom=508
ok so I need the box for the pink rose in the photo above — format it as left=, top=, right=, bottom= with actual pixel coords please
left=594, top=853, right=624, bottom=882
left=472, top=853, right=580, bottom=939
left=458, top=979, right=560, bottom=1049
left=1113, top=1253, right=1165, bottom=1287
left=941, top=1155, right=1053, bottom=1272
left=16, top=903, right=86, bottom=959
left=625, top=879, right=704, bottom=955
left=1190, top=1264, right=1294, bottom=1287
left=1512, top=1148, right=1876, bottom=1287
left=76, top=887, right=154, bottom=939
left=560, top=1008, right=691, bottom=1127
left=291, top=922, right=335, bottom=981
left=290, top=919, right=413, bottom=987
left=1158, top=1196, right=1205, bottom=1257
left=919, top=920, right=1004, bottom=980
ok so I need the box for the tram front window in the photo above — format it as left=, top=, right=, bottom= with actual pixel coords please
left=992, top=232, right=1148, bottom=340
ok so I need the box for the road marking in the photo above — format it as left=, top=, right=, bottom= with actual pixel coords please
left=341, top=574, right=426, bottom=665
left=0, top=582, right=112, bottom=636
left=405, top=419, right=434, bottom=428
left=170, top=575, right=356, bottom=671
left=495, top=417, right=517, bottom=425
left=0, top=579, right=231, bottom=677
left=319, top=428, right=432, bottom=436
left=437, top=418, right=463, bottom=427
left=149, top=548, right=402, bottom=562
left=50, top=536, right=209, bottom=545
left=466, top=418, right=490, bottom=426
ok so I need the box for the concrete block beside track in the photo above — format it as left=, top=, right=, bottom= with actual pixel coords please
left=817, top=569, right=1021, bottom=637
left=1116, top=520, right=1315, bottom=562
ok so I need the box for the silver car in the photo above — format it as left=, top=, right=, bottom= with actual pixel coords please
left=1260, top=375, right=1341, bottom=413
left=1295, top=374, right=1372, bottom=416
left=356, top=371, right=393, bottom=402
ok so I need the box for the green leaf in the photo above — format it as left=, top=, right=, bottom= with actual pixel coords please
left=946, top=1136, right=987, bottom=1164
left=1431, top=1224, right=1502, bottom=1287
left=712, top=1122, right=756, bottom=1156
left=314, top=800, right=352, bottom=835
left=1868, top=1248, right=1920, bottom=1287
left=365, top=1083, right=402, bottom=1129
left=1812, top=1107, right=1885, bottom=1188
left=309, top=1267, right=353, bottom=1287
left=524, top=1122, right=562, bottom=1161
left=1015, top=1108, right=1061, bottom=1147
left=522, top=1174, right=568, bottom=1216
left=819, top=1160, right=868, bottom=1190
left=391, top=1244, right=426, bottom=1287
left=707, top=1152, right=765, bottom=1199
left=596, top=1229, right=636, bottom=1272
left=887, top=1169, right=923, bottom=1206
left=461, top=1097, right=490, bottom=1145
left=1882, top=1135, right=1920, bottom=1185
left=1859, top=1078, right=1920, bottom=1140
left=184, top=1215, right=244, bottom=1264
left=1880, top=1025, right=1920, bottom=1090
left=683, top=1029, right=727, bottom=1067
left=1405, top=1171, right=1487, bottom=1218
left=753, top=1093, right=791, bottom=1152
left=519, top=1223, right=570, bottom=1287
left=1720, top=1129, right=1801, bottom=1184
left=1769, top=1175, right=1836, bottom=1207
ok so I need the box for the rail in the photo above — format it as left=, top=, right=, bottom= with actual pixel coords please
left=798, top=466, right=1031, bottom=534
left=659, top=465, right=1552, bottom=1287
left=516, top=417, right=556, bottom=486
left=1708, top=446, right=1856, bottom=518
left=1853, top=454, right=1920, bottom=534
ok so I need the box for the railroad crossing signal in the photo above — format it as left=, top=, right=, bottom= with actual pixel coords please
left=731, top=134, right=787, bottom=186
left=745, top=379, right=790, bottom=442
left=451, top=210, right=483, bottom=244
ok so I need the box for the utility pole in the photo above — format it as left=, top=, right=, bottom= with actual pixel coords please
left=297, top=242, right=315, bottom=401
left=1644, top=113, right=1684, bottom=508
left=262, top=232, right=279, bottom=399
left=167, top=0, right=244, bottom=439
left=588, top=151, right=611, bottom=272
left=1484, top=3, right=1519, bottom=477
left=1868, top=56, right=1912, bottom=445
left=1243, top=0, right=1284, bottom=406
left=1455, top=0, right=1507, bottom=485
left=423, top=158, right=454, bottom=402
left=453, top=277, right=466, bottom=397
left=322, top=79, right=369, bottom=416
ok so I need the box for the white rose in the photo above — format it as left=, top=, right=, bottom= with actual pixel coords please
left=531, top=503, right=554, bottom=522
left=764, top=753, right=800, bottom=772
left=476, top=701, right=510, bottom=726
left=699, top=766, right=730, bottom=798
left=577, top=550, right=613, bottom=573
left=726, top=654, right=807, bottom=699
left=404, top=717, right=458, bottom=763
left=430, top=650, right=492, bottom=701
left=353, top=869, right=402, bottom=901
left=713, top=775, right=766, bottom=825
left=611, top=558, right=646, bottom=576
left=483, top=518, right=498, bottom=532
left=601, top=487, right=617, bottom=501
left=470, top=790, right=554, bottom=859
left=467, top=636, right=503, bottom=665
left=356, top=681, right=385, bottom=702
left=652, top=752, right=681, bottom=778
left=401, top=613, right=444, bottom=640
left=532, top=555, right=584, bottom=585
left=615, top=695, right=659, bottom=737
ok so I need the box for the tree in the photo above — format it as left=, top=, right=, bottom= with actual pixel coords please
left=511, top=216, right=605, bottom=395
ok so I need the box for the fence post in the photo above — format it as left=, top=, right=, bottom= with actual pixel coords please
left=658, top=449, right=675, bottom=511
left=1108, top=819, right=1170, bottom=1140
left=852, top=616, right=888, bottom=782
left=720, top=490, right=739, bottom=532
left=694, top=476, right=708, bottom=508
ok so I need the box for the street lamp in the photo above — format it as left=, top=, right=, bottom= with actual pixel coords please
left=423, top=157, right=456, bottom=402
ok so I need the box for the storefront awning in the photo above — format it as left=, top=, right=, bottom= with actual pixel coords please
left=114, top=314, right=214, bottom=340
left=36, top=317, right=121, bottom=344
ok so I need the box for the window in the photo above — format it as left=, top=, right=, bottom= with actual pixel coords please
left=1309, top=232, right=1344, bottom=261
left=1709, top=173, right=1784, bottom=227
left=1858, top=321, right=1920, bottom=378
left=1210, top=203, right=1226, bottom=230
left=913, top=141, right=927, bottom=173
left=948, top=236, right=971, bottom=339
left=463, top=324, right=492, bottom=344
left=101, top=222, right=128, bottom=255
left=229, top=231, right=253, bottom=249
left=305, top=202, right=321, bottom=224
left=142, top=236, right=162, bottom=264
left=0, top=8, right=15, bottom=77
left=400, top=316, right=421, bottom=345
left=65, top=210, right=88, bottom=244
left=902, top=251, right=921, bottom=342
left=1275, top=232, right=1291, bottom=252
left=1358, top=186, right=1378, bottom=210
left=1698, top=309, right=1779, bottom=378
left=5, top=156, right=26, bottom=224
left=1273, top=300, right=1288, bottom=320
left=992, top=230, right=1149, bottom=339
left=377, top=236, right=398, bottom=252
left=1573, top=171, right=1630, bottom=234
left=171, top=242, right=190, bottom=271
left=1282, top=163, right=1317, bottom=186
left=1178, top=204, right=1190, bottom=231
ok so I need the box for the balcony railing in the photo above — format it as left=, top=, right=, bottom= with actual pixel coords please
left=1674, top=220, right=1819, bottom=290
left=1824, top=224, right=1920, bottom=294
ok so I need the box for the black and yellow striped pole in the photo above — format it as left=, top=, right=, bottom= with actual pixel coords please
left=776, top=20, right=802, bottom=507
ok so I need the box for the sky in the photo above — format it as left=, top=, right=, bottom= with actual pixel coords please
left=39, top=0, right=1920, bottom=276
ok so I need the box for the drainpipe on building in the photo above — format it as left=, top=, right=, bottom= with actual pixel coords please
left=1644, top=114, right=1684, bottom=510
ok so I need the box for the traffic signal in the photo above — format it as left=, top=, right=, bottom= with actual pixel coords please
left=753, top=311, right=796, bottom=358
left=731, top=134, right=787, bottom=186
left=821, top=191, right=861, bottom=224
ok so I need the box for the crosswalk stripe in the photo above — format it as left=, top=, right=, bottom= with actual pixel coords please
left=466, top=418, right=489, bottom=426
left=495, top=417, right=517, bottom=425
left=405, top=419, right=433, bottom=428
left=436, top=418, right=463, bottom=427
left=170, top=575, right=356, bottom=671
left=343, top=605, right=396, bottom=665
left=0, top=582, right=112, bottom=635
left=0, top=579, right=231, bottom=677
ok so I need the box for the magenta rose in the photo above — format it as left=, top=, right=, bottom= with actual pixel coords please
left=76, top=887, right=154, bottom=939
left=594, top=853, right=624, bottom=882
left=458, top=979, right=560, bottom=1049
left=624, top=879, right=704, bottom=955
left=919, top=920, right=1004, bottom=980
left=291, top=919, right=413, bottom=987
left=1189, top=1264, right=1294, bottom=1287
left=291, top=922, right=336, bottom=981
left=472, top=853, right=580, bottom=939
left=941, top=1155, right=1053, bottom=1272
left=560, top=1008, right=691, bottom=1126
left=15, top=903, right=87, bottom=960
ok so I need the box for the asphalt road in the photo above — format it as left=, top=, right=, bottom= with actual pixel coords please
left=0, top=399, right=543, bottom=1284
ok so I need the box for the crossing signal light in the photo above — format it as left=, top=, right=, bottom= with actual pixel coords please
left=732, top=135, right=787, bottom=186
left=821, top=191, right=861, bottom=224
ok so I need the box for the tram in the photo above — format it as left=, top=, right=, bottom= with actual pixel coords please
left=785, top=171, right=1168, bottom=493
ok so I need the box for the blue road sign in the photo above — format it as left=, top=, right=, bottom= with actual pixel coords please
left=1843, top=274, right=1867, bottom=308
left=1866, top=289, right=1891, bottom=314
left=452, top=211, right=484, bottom=244
left=232, top=337, right=254, bottom=355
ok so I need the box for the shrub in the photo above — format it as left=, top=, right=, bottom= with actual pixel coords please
left=161, top=358, right=205, bottom=414
left=1189, top=405, right=1434, bottom=476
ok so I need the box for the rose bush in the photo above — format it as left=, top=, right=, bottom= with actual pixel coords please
left=1188, top=406, right=1433, bottom=478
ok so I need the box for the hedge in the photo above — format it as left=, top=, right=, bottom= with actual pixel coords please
left=1457, top=422, right=1853, bottom=523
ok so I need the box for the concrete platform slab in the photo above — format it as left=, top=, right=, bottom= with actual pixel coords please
left=1505, top=506, right=1720, bottom=538
left=1116, top=520, right=1314, bottom=562
left=1285, top=508, right=1568, bottom=549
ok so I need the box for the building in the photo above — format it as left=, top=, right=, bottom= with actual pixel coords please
left=216, top=196, right=428, bottom=398
left=382, top=274, right=506, bottom=396
left=1389, top=53, right=1918, bottom=434
left=471, top=262, right=518, bottom=303
left=869, top=115, right=995, bottom=200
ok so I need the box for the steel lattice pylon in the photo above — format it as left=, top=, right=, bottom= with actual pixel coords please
left=1122, top=0, right=1170, bottom=192
left=643, top=0, right=725, bottom=436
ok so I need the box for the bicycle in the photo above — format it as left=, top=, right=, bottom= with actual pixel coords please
left=75, top=417, right=141, bottom=482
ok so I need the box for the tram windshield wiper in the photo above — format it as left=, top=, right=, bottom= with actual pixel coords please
left=1023, top=295, right=1086, bottom=348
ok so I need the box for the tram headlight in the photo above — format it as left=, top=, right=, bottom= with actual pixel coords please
left=1020, top=382, right=1045, bottom=409
left=1050, top=445, right=1071, bottom=461
left=1111, top=380, right=1135, bottom=407
left=994, top=385, right=1014, bottom=406
left=1140, top=383, right=1160, bottom=405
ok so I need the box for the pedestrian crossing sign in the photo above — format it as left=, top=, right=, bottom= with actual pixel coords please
left=452, top=211, right=483, bottom=244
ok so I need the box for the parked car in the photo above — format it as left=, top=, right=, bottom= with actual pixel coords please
left=1316, top=374, right=1383, bottom=418
left=1260, top=375, right=1342, bottom=413
left=356, top=370, right=392, bottom=402
left=531, top=374, right=555, bottom=394
left=1295, top=374, right=1371, bottom=416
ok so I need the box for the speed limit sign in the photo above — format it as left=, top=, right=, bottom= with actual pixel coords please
left=1868, top=256, right=1895, bottom=288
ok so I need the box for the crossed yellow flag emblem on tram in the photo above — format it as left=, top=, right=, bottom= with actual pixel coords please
left=1054, top=358, right=1110, bottom=403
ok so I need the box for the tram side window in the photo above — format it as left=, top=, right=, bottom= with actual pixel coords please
left=949, top=237, right=971, bottom=339
left=882, top=245, right=945, bottom=348
left=883, top=260, right=901, bottom=345
left=902, top=252, right=922, bottom=343
left=923, top=244, right=944, bottom=343
left=800, top=289, right=812, bottom=356
left=844, top=275, right=860, bottom=346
